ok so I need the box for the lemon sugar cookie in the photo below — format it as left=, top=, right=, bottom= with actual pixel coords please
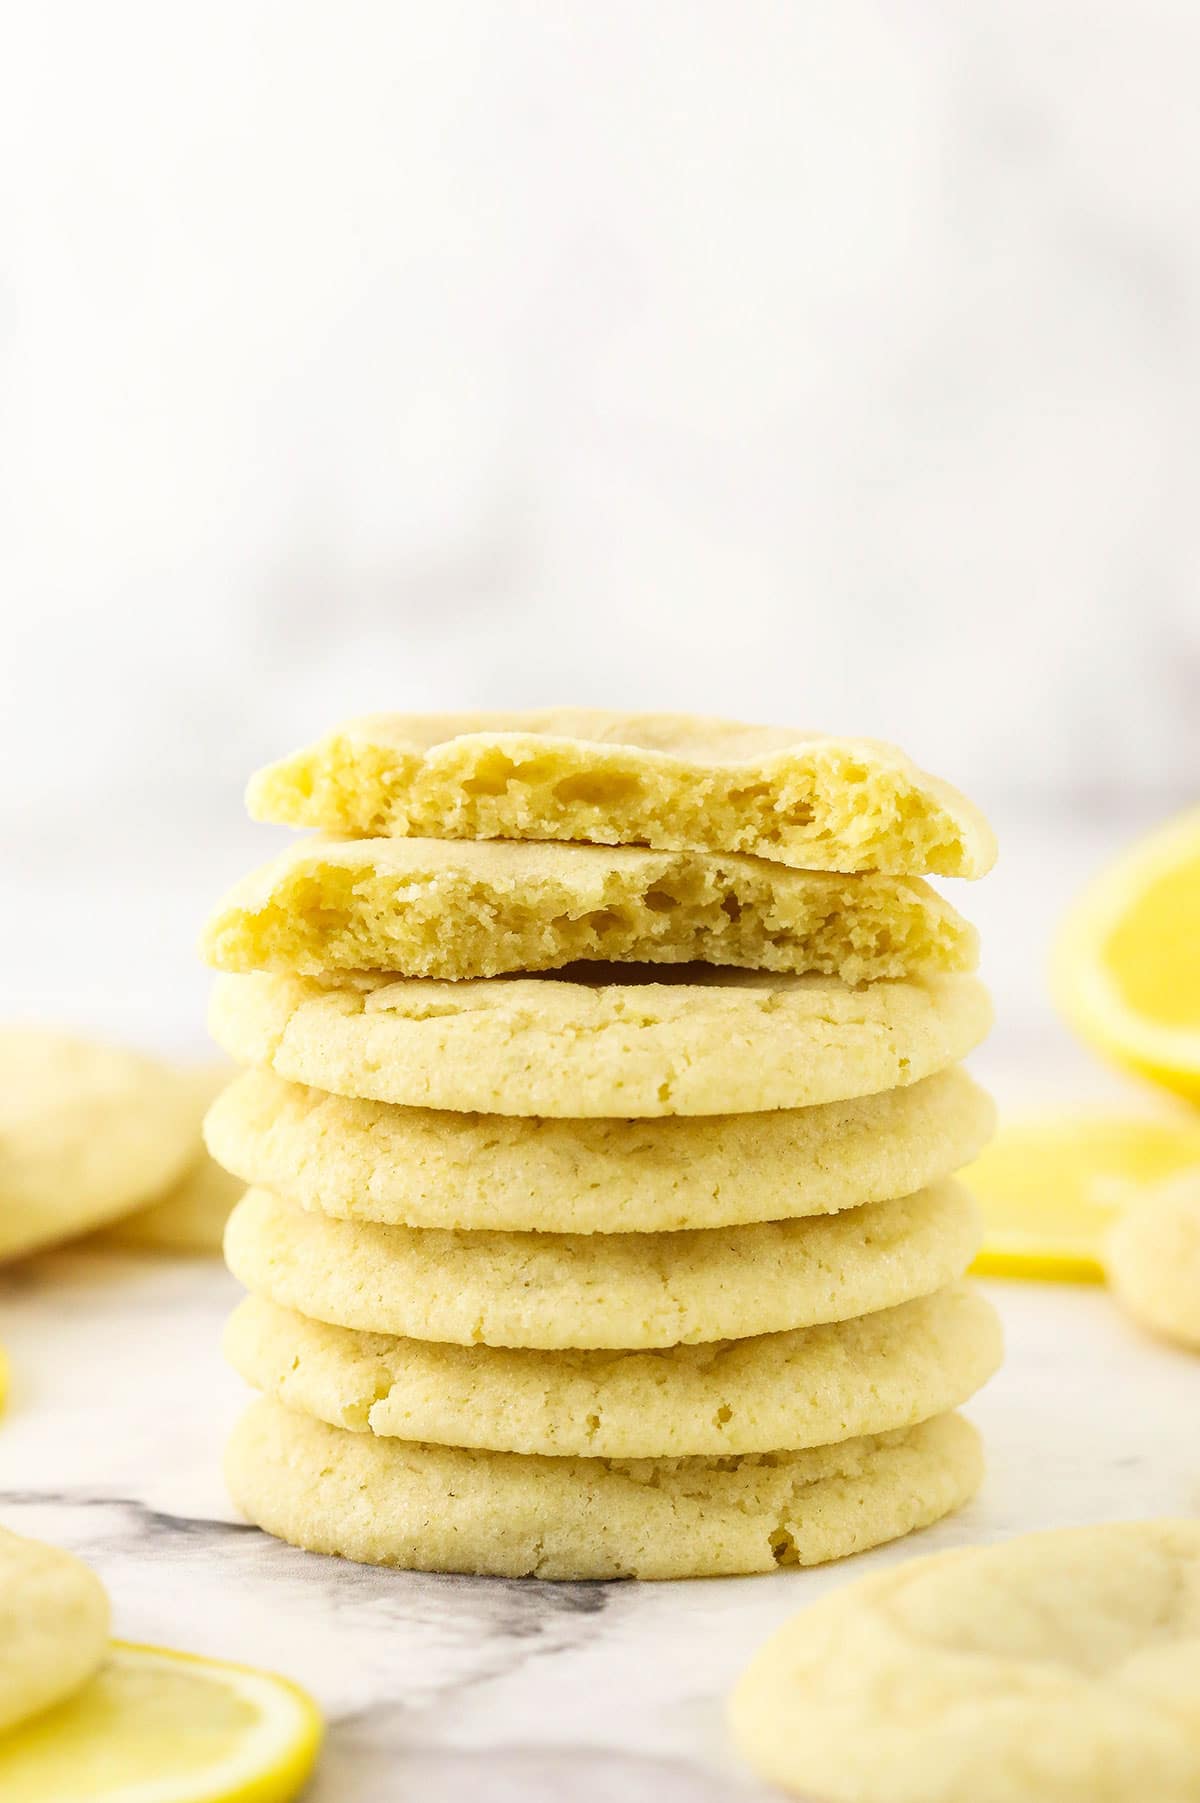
left=1106, top=1178, right=1200, bottom=1351
left=226, top=1399, right=984, bottom=1580
left=205, top=1063, right=995, bottom=1233
left=0, top=1526, right=110, bottom=1734
left=106, top=1064, right=242, bottom=1254
left=202, top=836, right=977, bottom=984
left=108, top=1151, right=244, bottom=1255
left=225, top=1285, right=1001, bottom=1458
left=209, top=967, right=992, bottom=1117
left=224, top=1185, right=986, bottom=1349
left=246, top=709, right=995, bottom=878
left=211, top=706, right=1000, bottom=1583
left=0, top=1029, right=203, bottom=1261
left=731, top=1520, right=1200, bottom=1803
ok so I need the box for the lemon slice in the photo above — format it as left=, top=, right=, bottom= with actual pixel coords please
left=965, top=1113, right=1200, bottom=1280
left=0, top=1642, right=321, bottom=1803
left=1054, top=807, right=1200, bottom=1101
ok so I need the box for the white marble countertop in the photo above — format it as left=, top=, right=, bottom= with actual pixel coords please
left=1, top=1244, right=1196, bottom=1802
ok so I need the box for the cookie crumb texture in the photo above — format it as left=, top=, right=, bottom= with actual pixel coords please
left=246, top=710, right=995, bottom=879
left=226, top=1400, right=983, bottom=1580
left=730, top=1519, right=1200, bottom=1803
left=208, top=968, right=993, bottom=1117
left=202, top=837, right=978, bottom=985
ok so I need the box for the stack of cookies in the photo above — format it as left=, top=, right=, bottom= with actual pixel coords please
left=202, top=711, right=1001, bottom=1581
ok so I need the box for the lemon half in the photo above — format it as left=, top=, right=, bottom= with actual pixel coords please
left=966, top=1113, right=1200, bottom=1280
left=1054, top=807, right=1200, bottom=1100
left=0, top=1642, right=321, bottom=1803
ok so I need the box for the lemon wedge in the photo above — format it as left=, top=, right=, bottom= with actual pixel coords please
left=1054, top=807, right=1200, bottom=1100
left=965, top=1113, right=1200, bottom=1280
left=0, top=1642, right=321, bottom=1803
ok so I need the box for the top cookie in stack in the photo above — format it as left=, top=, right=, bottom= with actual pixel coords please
left=204, top=711, right=1000, bottom=1580
left=242, top=709, right=996, bottom=877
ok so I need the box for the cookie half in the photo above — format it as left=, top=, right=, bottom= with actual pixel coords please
left=225, top=1284, right=1001, bottom=1458
left=209, top=968, right=992, bottom=1117
left=202, top=837, right=976, bottom=984
left=246, top=709, right=995, bottom=878
left=226, top=1400, right=984, bottom=1580
left=224, top=1185, right=985, bottom=1348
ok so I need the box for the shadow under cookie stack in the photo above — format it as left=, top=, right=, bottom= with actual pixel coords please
left=202, top=711, right=1002, bottom=1581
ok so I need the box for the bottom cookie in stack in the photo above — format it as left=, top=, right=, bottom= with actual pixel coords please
left=222, top=1268, right=1002, bottom=1580
left=227, top=1402, right=983, bottom=1583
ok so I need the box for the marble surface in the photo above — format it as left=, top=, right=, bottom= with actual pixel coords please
left=1, top=1244, right=1196, bottom=1801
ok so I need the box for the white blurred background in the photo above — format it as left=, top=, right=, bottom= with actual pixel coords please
left=1, top=1, right=1197, bottom=1096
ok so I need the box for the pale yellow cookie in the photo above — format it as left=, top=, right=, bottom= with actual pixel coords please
left=108, top=1153, right=244, bottom=1254
left=0, top=1029, right=204, bottom=1261
left=226, top=1400, right=983, bottom=1579
left=209, top=968, right=992, bottom=1117
left=246, top=709, right=995, bottom=878
left=105, top=1065, right=242, bottom=1254
left=0, top=1526, right=110, bottom=1734
left=225, top=1284, right=1001, bottom=1458
left=730, top=1519, right=1200, bottom=1803
left=1106, top=1178, right=1200, bottom=1351
left=205, top=1064, right=994, bottom=1233
left=202, top=836, right=977, bottom=985
left=224, top=1184, right=984, bottom=1348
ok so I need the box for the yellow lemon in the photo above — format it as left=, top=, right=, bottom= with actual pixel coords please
left=965, top=1113, right=1200, bottom=1280
left=1054, top=807, right=1200, bottom=1100
left=0, top=1642, right=321, bottom=1803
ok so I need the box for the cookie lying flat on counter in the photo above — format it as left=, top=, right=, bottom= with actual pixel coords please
left=201, top=836, right=977, bottom=984
left=223, top=1185, right=986, bottom=1348
left=105, top=1063, right=242, bottom=1254
left=227, top=1400, right=983, bottom=1580
left=209, top=967, right=992, bottom=1117
left=246, top=708, right=996, bottom=878
left=0, top=1526, right=110, bottom=1735
left=0, top=1028, right=202, bottom=1261
left=1107, top=1177, right=1200, bottom=1351
left=730, top=1519, right=1200, bottom=1803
